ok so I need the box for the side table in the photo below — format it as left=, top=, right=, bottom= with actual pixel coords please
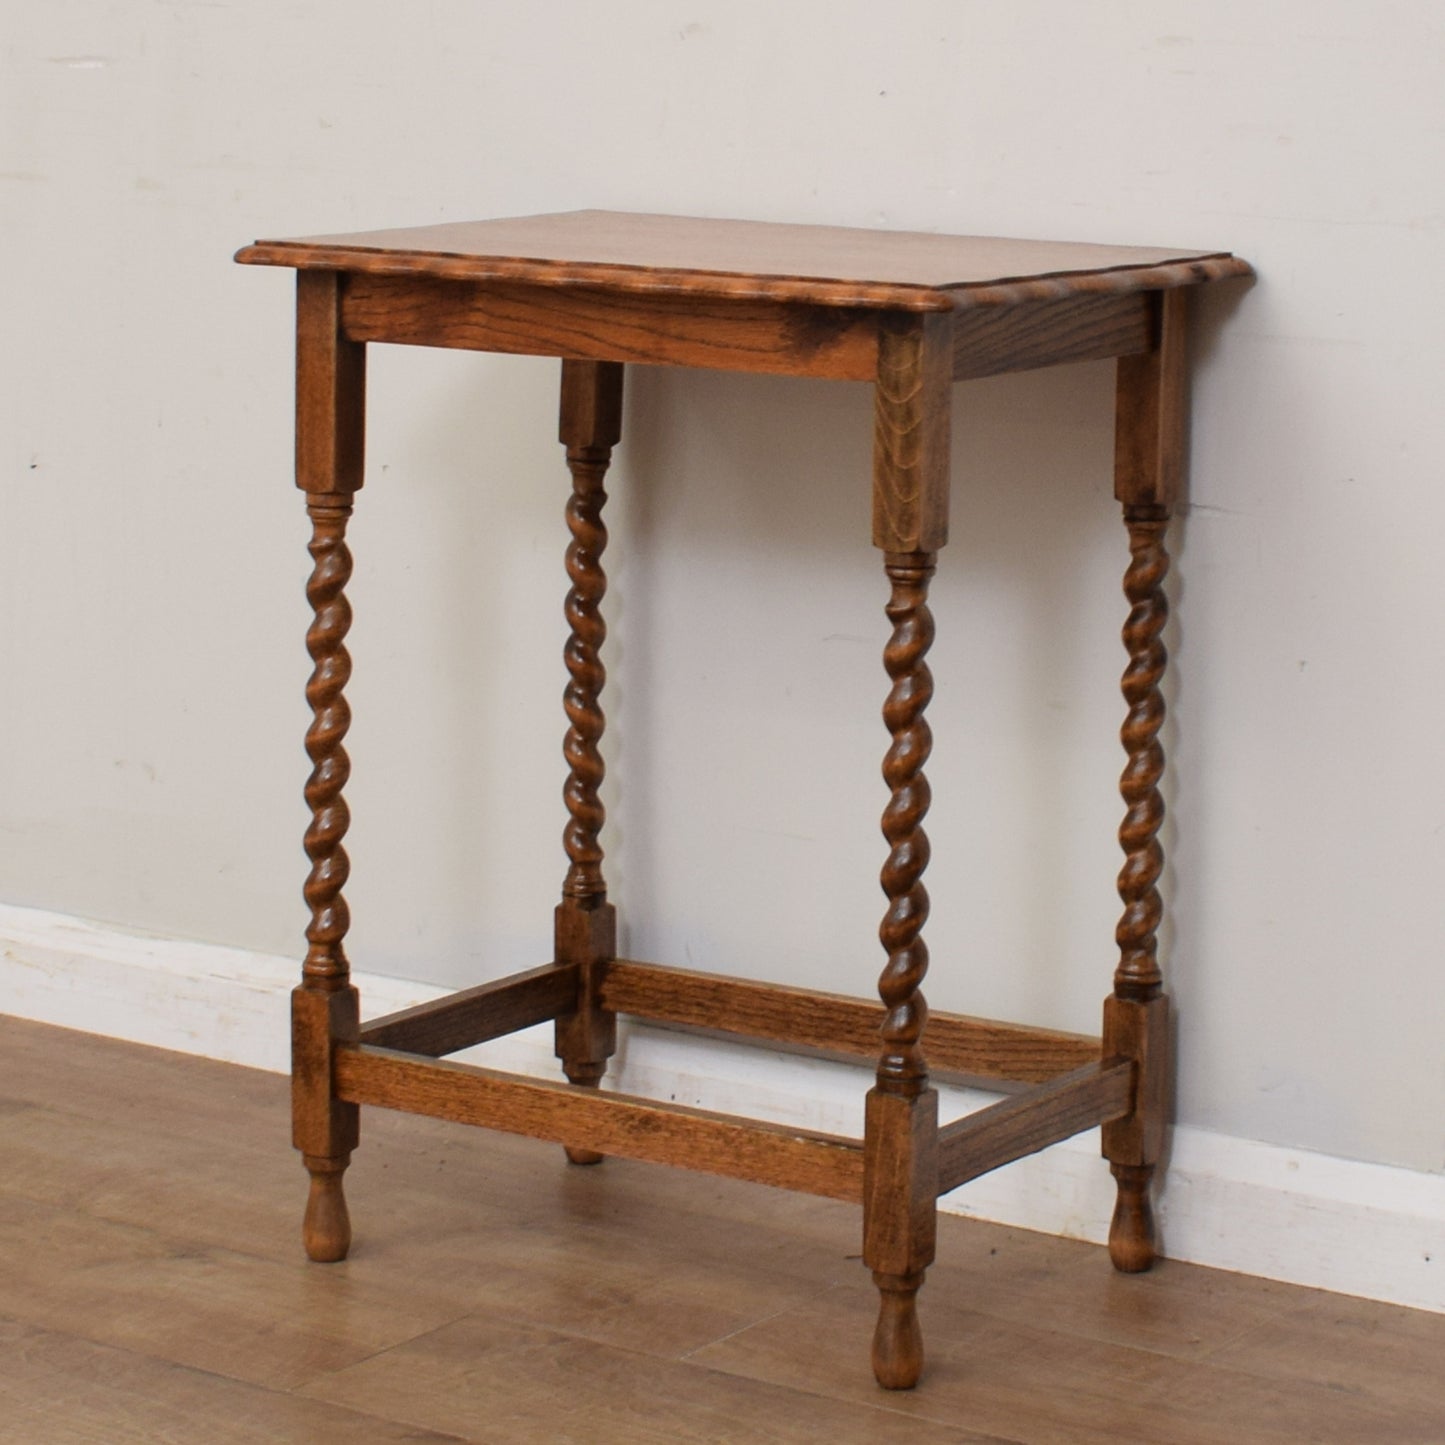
left=237, top=211, right=1249, bottom=1388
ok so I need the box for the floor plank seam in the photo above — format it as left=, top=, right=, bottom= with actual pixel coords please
left=289, top=1310, right=988, bottom=1442
left=675, top=1281, right=843, bottom=1362
left=284, top=1307, right=488, bottom=1394
left=0, top=1316, right=461, bottom=1442
left=1189, top=1302, right=1313, bottom=1365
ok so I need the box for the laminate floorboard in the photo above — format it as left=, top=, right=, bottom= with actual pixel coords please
left=1, top=1016, right=1440, bottom=1443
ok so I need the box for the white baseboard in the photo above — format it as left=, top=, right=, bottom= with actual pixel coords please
left=3, top=902, right=1440, bottom=1314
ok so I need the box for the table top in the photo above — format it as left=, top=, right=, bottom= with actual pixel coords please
left=236, top=210, right=1249, bottom=312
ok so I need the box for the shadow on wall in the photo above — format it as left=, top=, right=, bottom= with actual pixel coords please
left=1157, top=276, right=1254, bottom=1082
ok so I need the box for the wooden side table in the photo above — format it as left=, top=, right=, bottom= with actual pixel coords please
left=237, top=211, right=1249, bottom=1389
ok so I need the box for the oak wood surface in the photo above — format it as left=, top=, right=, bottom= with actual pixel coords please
left=238, top=209, right=1247, bottom=314
left=334, top=1045, right=865, bottom=1202
left=862, top=1088, right=939, bottom=1387
left=873, top=331, right=951, bottom=551
left=551, top=906, right=617, bottom=1110
left=341, top=273, right=882, bottom=379
left=597, top=957, right=1103, bottom=1084
left=1099, top=996, right=1169, bottom=1171
left=294, top=272, right=365, bottom=495
left=340, top=272, right=1167, bottom=385
left=952, top=291, right=1151, bottom=380
left=1115, top=289, right=1188, bottom=511
left=937, top=1062, right=1134, bottom=1195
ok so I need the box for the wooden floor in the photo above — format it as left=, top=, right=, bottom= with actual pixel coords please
left=1, top=1016, right=1441, bottom=1444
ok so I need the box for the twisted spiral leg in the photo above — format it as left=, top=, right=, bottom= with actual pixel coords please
left=554, top=361, right=624, bottom=1165
left=1104, top=507, right=1173, bottom=1272
left=1115, top=511, right=1169, bottom=1002
left=865, top=552, right=939, bottom=1391
left=877, top=554, right=936, bottom=1093
left=296, top=495, right=360, bottom=1261
left=303, top=499, right=355, bottom=988
left=558, top=444, right=615, bottom=1164
left=561, top=447, right=610, bottom=906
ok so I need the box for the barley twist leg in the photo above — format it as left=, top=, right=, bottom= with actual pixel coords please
left=866, top=552, right=940, bottom=1391
left=296, top=495, right=361, bottom=1261
left=877, top=555, right=936, bottom=1093
left=561, top=447, right=610, bottom=908
left=303, top=500, right=356, bottom=991
left=1105, top=508, right=1171, bottom=1271
left=1115, top=513, right=1169, bottom=1005
left=553, top=361, right=623, bottom=1165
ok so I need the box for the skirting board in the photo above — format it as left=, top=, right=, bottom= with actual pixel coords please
left=2, top=901, right=1440, bottom=1314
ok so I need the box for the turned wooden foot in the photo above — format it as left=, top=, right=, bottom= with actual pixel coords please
left=871, top=1270, right=925, bottom=1389
left=561, top=1062, right=606, bottom=1165
left=302, top=1153, right=352, bottom=1262
left=1108, top=1162, right=1157, bottom=1272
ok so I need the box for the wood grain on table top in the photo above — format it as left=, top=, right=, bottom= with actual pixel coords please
left=236, top=210, right=1250, bottom=311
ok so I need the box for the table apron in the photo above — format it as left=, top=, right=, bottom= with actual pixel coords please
left=337, top=274, right=1158, bottom=384
left=951, top=291, right=1154, bottom=380
left=340, top=273, right=883, bottom=379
